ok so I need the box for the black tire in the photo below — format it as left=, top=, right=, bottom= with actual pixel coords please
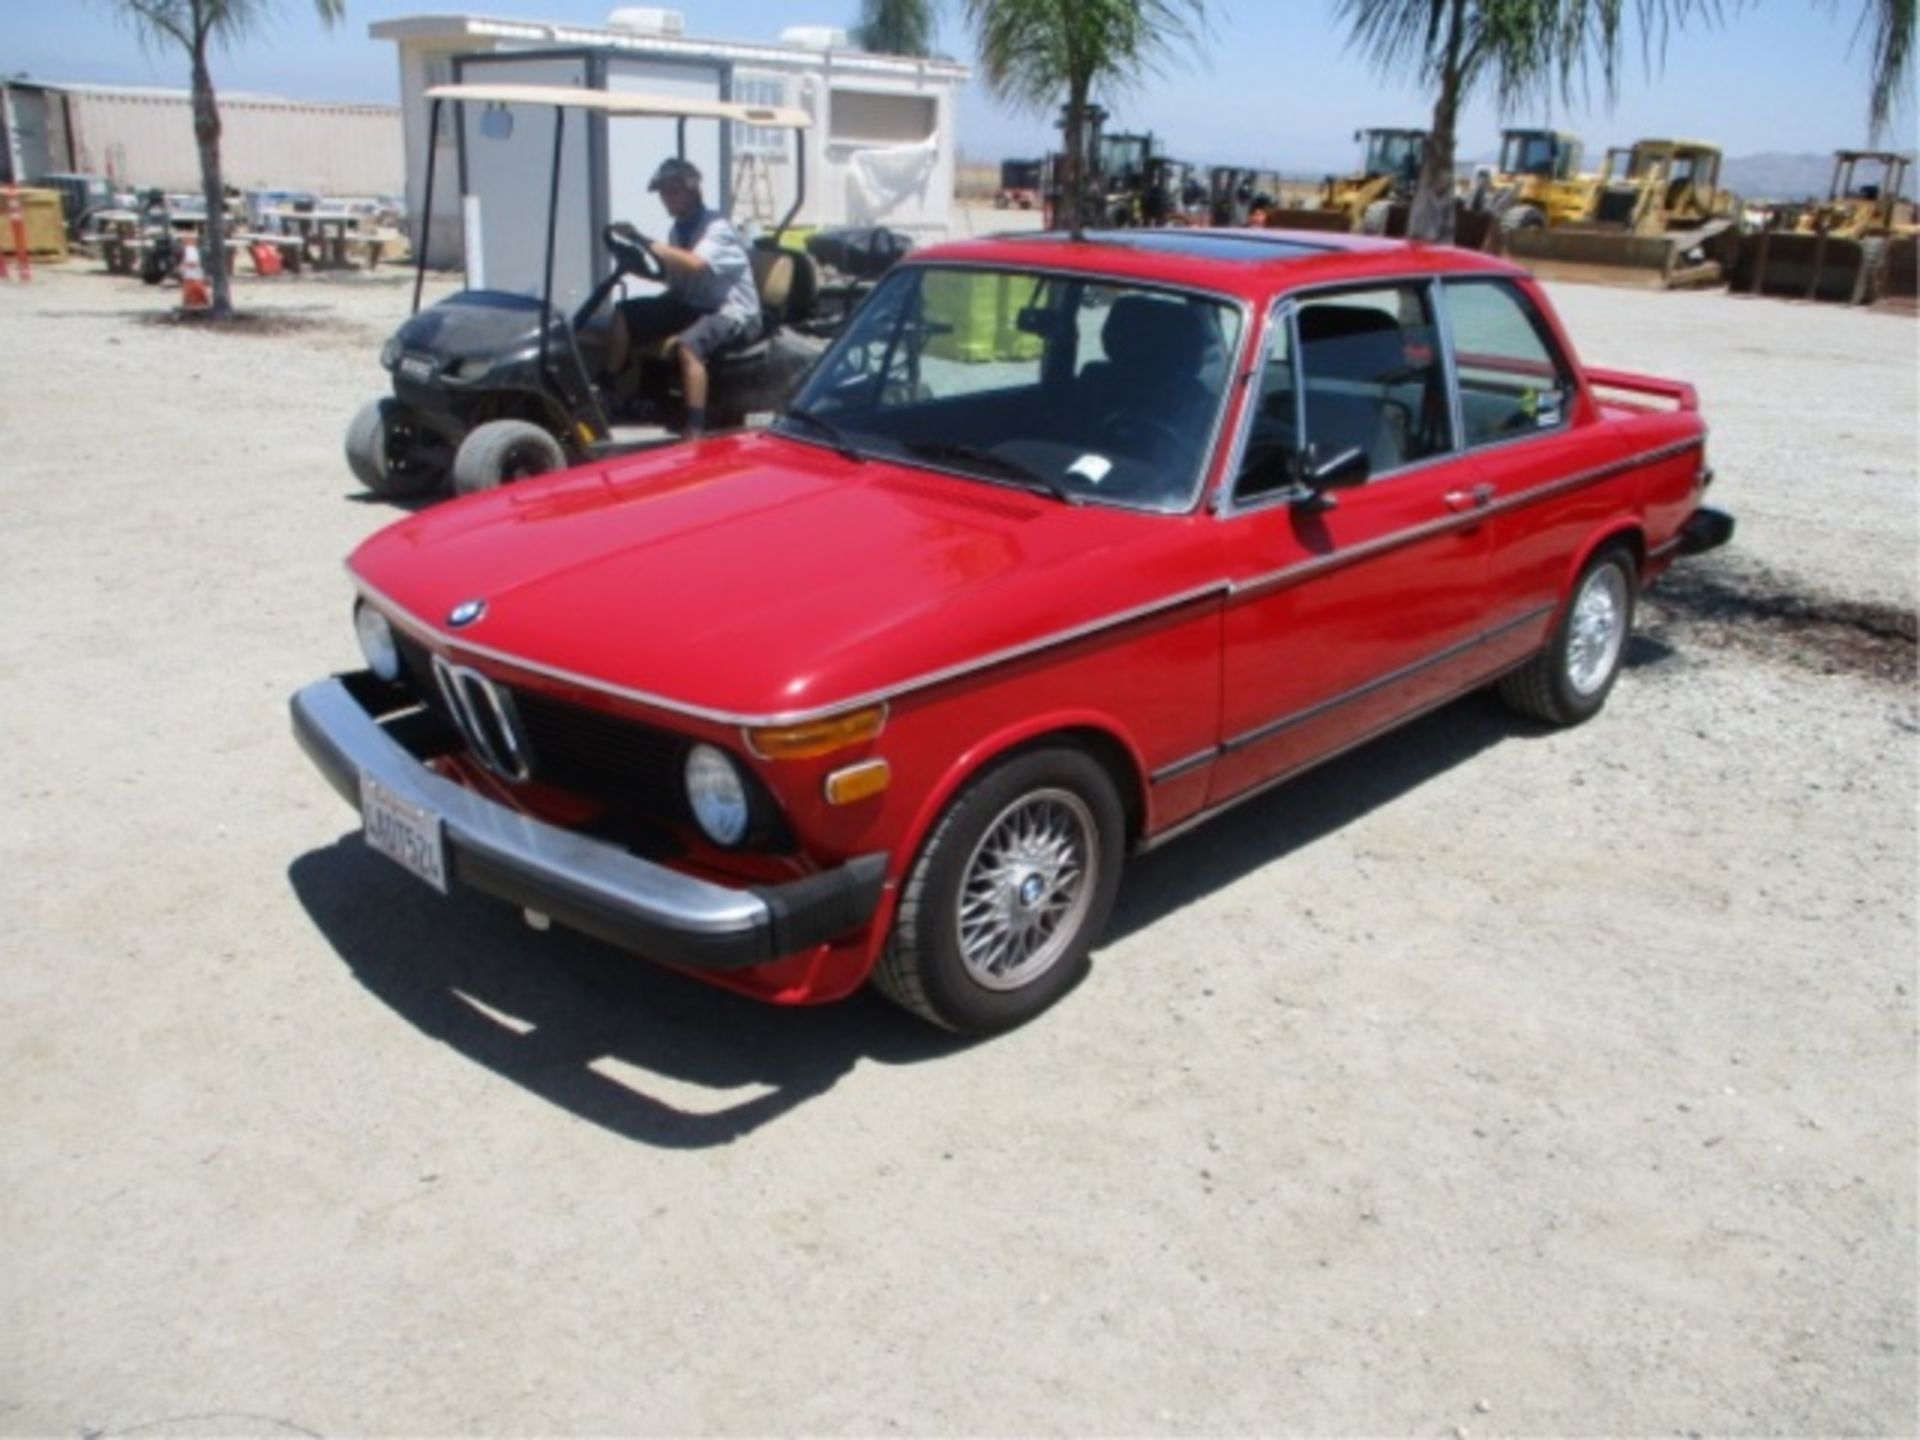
left=1501, top=204, right=1546, bottom=232
left=345, top=398, right=445, bottom=499
left=1499, top=545, right=1638, bottom=726
left=450, top=419, right=568, bottom=496
left=872, top=746, right=1126, bottom=1035
left=1361, top=200, right=1393, bottom=235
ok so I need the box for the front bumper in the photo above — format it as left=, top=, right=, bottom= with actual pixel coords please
left=290, top=675, right=888, bottom=971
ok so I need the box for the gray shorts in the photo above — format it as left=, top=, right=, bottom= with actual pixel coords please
left=619, top=294, right=755, bottom=361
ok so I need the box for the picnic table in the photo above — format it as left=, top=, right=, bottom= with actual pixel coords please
left=261, top=208, right=397, bottom=270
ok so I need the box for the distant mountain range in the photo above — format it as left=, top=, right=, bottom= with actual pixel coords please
left=1721, top=151, right=1913, bottom=202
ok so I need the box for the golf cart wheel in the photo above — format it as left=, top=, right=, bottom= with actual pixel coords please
left=451, top=420, right=568, bottom=496
left=345, top=398, right=445, bottom=500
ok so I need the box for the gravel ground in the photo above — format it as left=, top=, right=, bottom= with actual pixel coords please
left=0, top=255, right=1913, bottom=1438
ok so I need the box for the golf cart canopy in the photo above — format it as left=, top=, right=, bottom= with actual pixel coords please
left=424, top=82, right=810, bottom=131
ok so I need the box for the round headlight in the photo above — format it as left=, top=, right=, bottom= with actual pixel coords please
left=380, top=336, right=401, bottom=370
left=355, top=602, right=401, bottom=682
left=684, top=744, right=750, bottom=847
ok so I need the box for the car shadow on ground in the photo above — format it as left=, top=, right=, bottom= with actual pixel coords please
left=288, top=667, right=1656, bottom=1149
left=288, top=841, right=970, bottom=1150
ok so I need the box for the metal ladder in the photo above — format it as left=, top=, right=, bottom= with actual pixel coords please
left=731, top=152, right=777, bottom=229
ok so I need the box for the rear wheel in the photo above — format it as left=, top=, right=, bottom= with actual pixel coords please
left=451, top=419, right=568, bottom=496
left=872, top=747, right=1125, bottom=1034
left=345, top=398, right=445, bottom=499
left=1499, top=545, right=1637, bottom=725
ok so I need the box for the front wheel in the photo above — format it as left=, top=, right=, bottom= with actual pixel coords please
left=345, top=398, right=445, bottom=499
left=450, top=419, right=568, bottom=496
left=1499, top=545, right=1638, bottom=725
left=872, top=746, right=1125, bottom=1034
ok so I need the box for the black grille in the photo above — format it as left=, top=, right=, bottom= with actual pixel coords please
left=393, top=631, right=688, bottom=822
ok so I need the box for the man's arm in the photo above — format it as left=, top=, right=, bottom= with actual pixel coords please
left=647, top=240, right=710, bottom=282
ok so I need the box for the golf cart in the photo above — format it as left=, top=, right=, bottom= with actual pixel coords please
left=347, top=83, right=830, bottom=499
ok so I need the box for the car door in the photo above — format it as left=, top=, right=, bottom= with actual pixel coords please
left=1436, top=276, right=1608, bottom=673
left=1210, top=280, right=1494, bottom=804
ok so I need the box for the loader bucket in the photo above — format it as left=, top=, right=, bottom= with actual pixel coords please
left=1729, top=231, right=1882, bottom=305
left=1878, top=235, right=1917, bottom=305
left=1504, top=226, right=1725, bottom=290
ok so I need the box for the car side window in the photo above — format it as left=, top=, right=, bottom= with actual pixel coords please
left=1441, top=279, right=1575, bottom=445
left=1232, top=309, right=1300, bottom=502
left=1295, top=284, right=1453, bottom=475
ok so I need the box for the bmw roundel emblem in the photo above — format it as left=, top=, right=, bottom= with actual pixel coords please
left=448, top=598, right=487, bottom=628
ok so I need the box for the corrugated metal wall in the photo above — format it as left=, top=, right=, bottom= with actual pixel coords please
left=64, top=89, right=403, bottom=195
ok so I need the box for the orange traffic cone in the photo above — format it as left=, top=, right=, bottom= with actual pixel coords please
left=179, top=238, right=211, bottom=311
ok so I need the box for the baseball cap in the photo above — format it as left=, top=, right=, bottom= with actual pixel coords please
left=648, top=158, right=702, bottom=191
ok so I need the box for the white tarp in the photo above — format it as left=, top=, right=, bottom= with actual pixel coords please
left=845, top=133, right=939, bottom=225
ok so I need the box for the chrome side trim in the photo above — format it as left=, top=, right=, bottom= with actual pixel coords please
left=1149, top=748, right=1219, bottom=786
left=1228, top=436, right=1703, bottom=600
left=1220, top=605, right=1554, bottom=756
left=355, top=570, right=1228, bottom=729
left=349, top=438, right=1694, bottom=729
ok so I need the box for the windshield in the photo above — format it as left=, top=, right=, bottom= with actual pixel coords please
left=779, top=265, right=1244, bottom=513
left=1364, top=132, right=1423, bottom=177
left=1502, top=133, right=1562, bottom=177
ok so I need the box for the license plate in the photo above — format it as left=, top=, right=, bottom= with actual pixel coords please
left=360, top=773, right=448, bottom=894
left=398, top=354, right=434, bottom=383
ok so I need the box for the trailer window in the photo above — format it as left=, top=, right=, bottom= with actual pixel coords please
left=1440, top=280, right=1573, bottom=445
left=732, top=72, right=788, bottom=156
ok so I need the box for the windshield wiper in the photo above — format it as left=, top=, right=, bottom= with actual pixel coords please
left=778, top=407, right=865, bottom=463
left=901, top=440, right=1081, bottom=505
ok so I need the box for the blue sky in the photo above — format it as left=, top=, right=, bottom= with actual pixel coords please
left=10, top=1, right=1916, bottom=171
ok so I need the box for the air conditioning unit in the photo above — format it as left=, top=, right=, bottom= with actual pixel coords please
left=780, top=25, right=848, bottom=50
left=606, top=8, right=686, bottom=36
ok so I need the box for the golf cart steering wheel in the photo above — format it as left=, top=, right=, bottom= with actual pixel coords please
left=604, top=222, right=664, bottom=281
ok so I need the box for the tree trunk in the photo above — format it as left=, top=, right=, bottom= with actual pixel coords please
left=190, top=34, right=232, bottom=318
left=1408, top=0, right=1467, bottom=244
left=1063, top=78, right=1089, bottom=240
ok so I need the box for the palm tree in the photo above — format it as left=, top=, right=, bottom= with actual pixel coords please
left=1839, top=0, right=1913, bottom=138
left=854, top=0, right=938, bottom=56
left=112, top=0, right=345, bottom=318
left=1338, top=0, right=1912, bottom=244
left=965, top=0, right=1206, bottom=238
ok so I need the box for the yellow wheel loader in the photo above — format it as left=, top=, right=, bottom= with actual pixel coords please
left=1274, top=128, right=1426, bottom=234
left=1473, top=128, right=1599, bottom=233
left=1730, top=150, right=1917, bottom=305
left=1504, top=139, right=1742, bottom=288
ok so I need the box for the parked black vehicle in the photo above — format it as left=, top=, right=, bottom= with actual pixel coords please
left=347, top=83, right=883, bottom=499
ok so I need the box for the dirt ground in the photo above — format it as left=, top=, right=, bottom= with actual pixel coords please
left=0, top=253, right=1914, bottom=1437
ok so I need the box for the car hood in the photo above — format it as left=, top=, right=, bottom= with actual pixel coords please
left=351, top=432, right=1219, bottom=720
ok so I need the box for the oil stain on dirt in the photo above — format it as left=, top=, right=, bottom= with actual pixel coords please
left=1643, top=556, right=1917, bottom=686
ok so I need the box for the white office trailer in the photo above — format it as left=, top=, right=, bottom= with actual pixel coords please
left=372, top=10, right=971, bottom=276
left=0, top=80, right=402, bottom=195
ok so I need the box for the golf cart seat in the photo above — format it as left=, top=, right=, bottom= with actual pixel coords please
left=650, top=244, right=820, bottom=370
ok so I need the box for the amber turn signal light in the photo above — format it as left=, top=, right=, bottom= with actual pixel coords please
left=824, top=758, right=891, bottom=806
left=745, top=704, right=887, bottom=761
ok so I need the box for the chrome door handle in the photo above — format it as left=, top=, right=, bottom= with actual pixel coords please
left=1444, top=483, right=1495, bottom=513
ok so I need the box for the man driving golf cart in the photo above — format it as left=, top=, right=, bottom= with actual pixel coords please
left=604, top=157, right=760, bottom=437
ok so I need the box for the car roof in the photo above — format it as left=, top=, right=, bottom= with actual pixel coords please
left=908, top=227, right=1524, bottom=300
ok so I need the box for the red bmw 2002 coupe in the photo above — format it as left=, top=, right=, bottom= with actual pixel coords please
left=293, top=229, right=1732, bottom=1034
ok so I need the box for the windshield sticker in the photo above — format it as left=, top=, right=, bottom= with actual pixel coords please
left=1067, top=454, right=1114, bottom=485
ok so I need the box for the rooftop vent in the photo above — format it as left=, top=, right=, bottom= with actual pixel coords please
left=780, top=25, right=848, bottom=50
left=606, top=7, right=685, bottom=36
